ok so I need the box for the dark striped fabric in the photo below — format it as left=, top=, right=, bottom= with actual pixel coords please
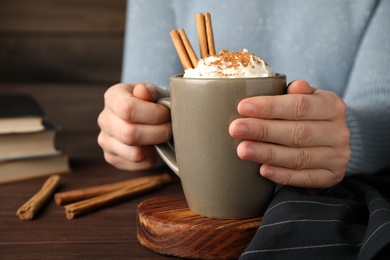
left=240, top=171, right=390, bottom=260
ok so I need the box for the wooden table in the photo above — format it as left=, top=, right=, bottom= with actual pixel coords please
left=0, top=159, right=182, bottom=259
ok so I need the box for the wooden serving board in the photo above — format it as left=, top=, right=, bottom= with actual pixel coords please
left=136, top=195, right=262, bottom=260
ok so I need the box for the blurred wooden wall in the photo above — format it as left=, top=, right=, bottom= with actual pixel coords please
left=0, top=0, right=127, bottom=158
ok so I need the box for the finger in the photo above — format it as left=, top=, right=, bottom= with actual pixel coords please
left=103, top=151, right=159, bottom=171
left=98, top=132, right=159, bottom=170
left=117, top=122, right=172, bottom=146
left=115, top=95, right=171, bottom=125
left=98, top=109, right=172, bottom=146
left=133, top=83, right=169, bottom=102
left=107, top=114, right=171, bottom=146
left=104, top=83, right=170, bottom=124
left=287, top=80, right=316, bottom=94
left=238, top=89, right=343, bottom=121
left=229, top=118, right=346, bottom=147
left=236, top=141, right=348, bottom=171
left=259, top=165, right=344, bottom=189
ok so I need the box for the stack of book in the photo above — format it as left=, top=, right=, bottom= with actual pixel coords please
left=0, top=94, right=70, bottom=184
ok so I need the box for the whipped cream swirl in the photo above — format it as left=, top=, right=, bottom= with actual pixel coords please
left=184, top=49, right=275, bottom=78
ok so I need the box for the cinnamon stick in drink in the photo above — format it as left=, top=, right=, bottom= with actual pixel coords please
left=204, top=12, right=216, bottom=56
left=170, top=29, right=193, bottom=70
left=55, top=173, right=172, bottom=205
left=177, top=28, right=198, bottom=68
left=196, top=13, right=208, bottom=59
left=16, top=175, right=61, bottom=220
left=64, top=179, right=162, bottom=219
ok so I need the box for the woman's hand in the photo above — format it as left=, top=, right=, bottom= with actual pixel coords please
left=229, top=80, right=351, bottom=189
left=97, top=83, right=172, bottom=171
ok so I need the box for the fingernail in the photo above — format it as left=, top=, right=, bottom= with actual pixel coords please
left=239, top=102, right=255, bottom=115
left=245, top=145, right=256, bottom=157
left=287, top=80, right=297, bottom=88
left=234, top=123, right=248, bottom=136
left=261, top=166, right=275, bottom=177
left=238, top=143, right=256, bottom=158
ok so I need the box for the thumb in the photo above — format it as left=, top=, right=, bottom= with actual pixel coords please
left=133, top=83, right=169, bottom=102
left=287, top=80, right=316, bottom=94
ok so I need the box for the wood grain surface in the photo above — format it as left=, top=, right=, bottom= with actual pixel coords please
left=137, top=195, right=262, bottom=260
left=0, top=159, right=182, bottom=259
left=0, top=0, right=126, bottom=83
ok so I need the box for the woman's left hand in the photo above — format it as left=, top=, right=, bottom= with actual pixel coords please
left=229, top=80, right=351, bottom=189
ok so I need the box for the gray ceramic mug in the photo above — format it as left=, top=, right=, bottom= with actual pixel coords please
left=156, top=74, right=286, bottom=219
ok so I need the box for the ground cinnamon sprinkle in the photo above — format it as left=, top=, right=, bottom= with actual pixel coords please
left=183, top=48, right=273, bottom=78
left=210, top=49, right=257, bottom=69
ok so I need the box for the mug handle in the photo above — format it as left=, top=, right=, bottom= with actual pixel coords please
left=154, top=98, right=180, bottom=177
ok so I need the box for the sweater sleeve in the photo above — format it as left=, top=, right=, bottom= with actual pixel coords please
left=343, top=0, right=390, bottom=175
left=121, top=0, right=182, bottom=88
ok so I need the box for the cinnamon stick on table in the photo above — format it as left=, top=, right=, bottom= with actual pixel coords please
left=55, top=173, right=172, bottom=205
left=64, top=179, right=164, bottom=219
left=16, top=175, right=61, bottom=220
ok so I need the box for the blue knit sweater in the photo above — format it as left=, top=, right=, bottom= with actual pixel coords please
left=122, top=0, right=390, bottom=176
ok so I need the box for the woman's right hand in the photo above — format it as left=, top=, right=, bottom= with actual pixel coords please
left=97, top=83, right=172, bottom=171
